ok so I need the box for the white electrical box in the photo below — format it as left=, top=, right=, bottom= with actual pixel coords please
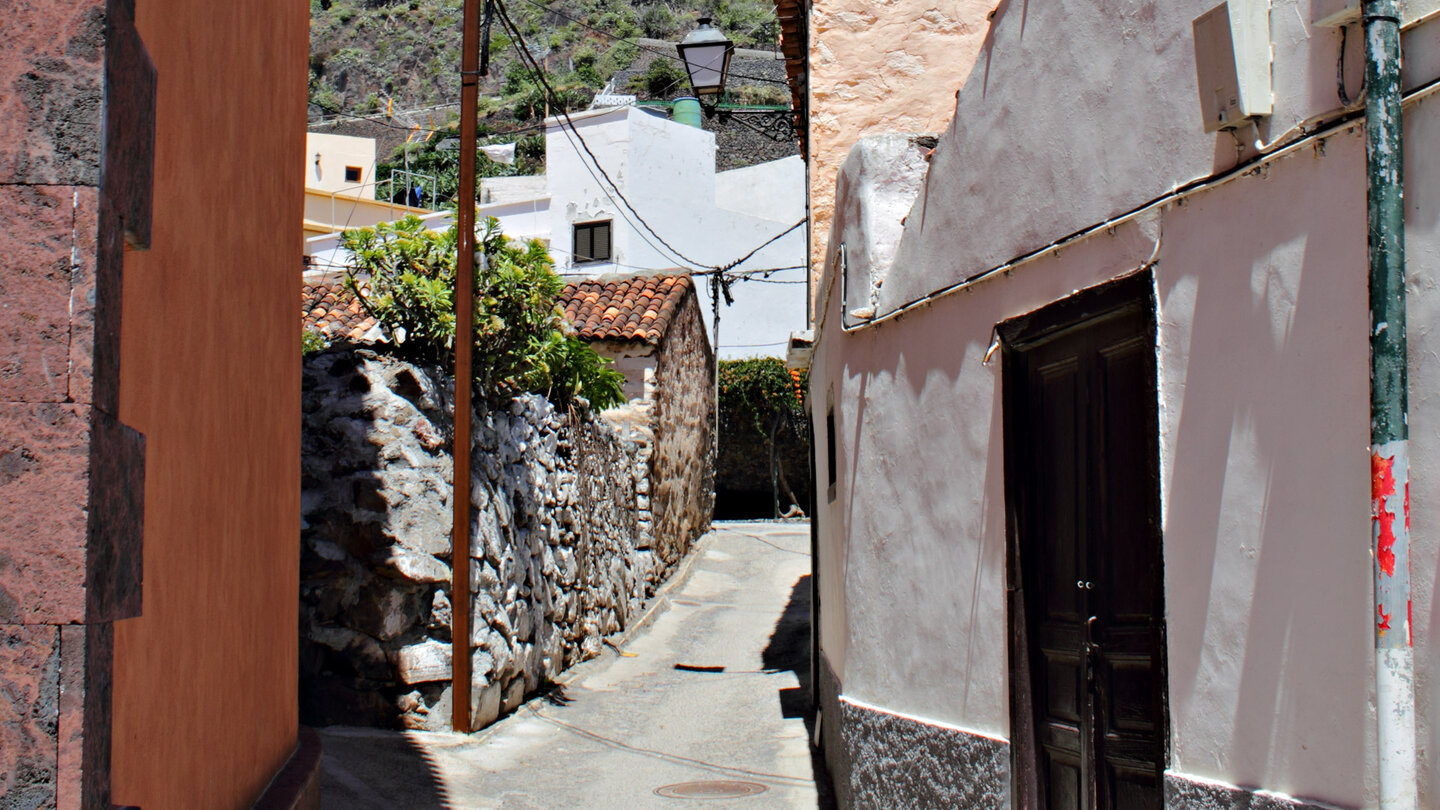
left=1193, top=1, right=1272, bottom=132
left=1312, top=0, right=1359, bottom=27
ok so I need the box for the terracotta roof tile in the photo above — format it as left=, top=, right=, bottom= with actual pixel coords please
left=304, top=272, right=693, bottom=347
left=301, top=280, right=379, bottom=343
left=560, top=273, right=692, bottom=345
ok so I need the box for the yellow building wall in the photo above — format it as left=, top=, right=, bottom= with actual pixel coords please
left=306, top=131, right=378, bottom=197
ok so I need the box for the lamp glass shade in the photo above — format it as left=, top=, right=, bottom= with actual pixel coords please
left=677, top=19, right=733, bottom=98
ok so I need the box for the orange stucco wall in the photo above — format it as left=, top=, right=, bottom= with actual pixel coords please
left=807, top=0, right=992, bottom=295
left=109, top=1, right=307, bottom=807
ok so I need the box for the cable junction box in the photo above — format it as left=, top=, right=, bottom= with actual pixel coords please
left=1193, top=0, right=1273, bottom=132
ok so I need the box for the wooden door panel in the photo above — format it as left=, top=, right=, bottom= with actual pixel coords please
left=1099, top=655, right=1157, bottom=733
left=1092, top=315, right=1165, bottom=809
left=1036, top=357, right=1085, bottom=624
left=1096, top=337, right=1161, bottom=626
left=1043, top=650, right=1083, bottom=723
left=1103, top=762, right=1162, bottom=810
left=1045, top=749, right=1083, bottom=810
left=1004, top=276, right=1166, bottom=810
left=1025, top=346, right=1090, bottom=805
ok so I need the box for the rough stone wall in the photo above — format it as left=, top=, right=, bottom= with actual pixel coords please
left=818, top=653, right=1009, bottom=809
left=1163, top=774, right=1348, bottom=810
left=807, top=0, right=992, bottom=299
left=301, top=349, right=660, bottom=731
left=649, top=289, right=716, bottom=566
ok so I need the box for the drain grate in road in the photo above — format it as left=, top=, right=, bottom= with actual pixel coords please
left=654, top=780, right=769, bottom=799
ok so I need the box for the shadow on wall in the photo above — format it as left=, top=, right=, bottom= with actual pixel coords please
left=762, top=574, right=838, bottom=810
left=826, top=145, right=1372, bottom=800
left=315, top=727, right=450, bottom=808
left=1159, top=173, right=1371, bottom=794
left=299, top=347, right=456, bottom=730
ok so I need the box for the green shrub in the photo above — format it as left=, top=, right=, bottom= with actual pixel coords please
left=627, top=57, right=687, bottom=98
left=639, top=5, right=677, bottom=38
left=718, top=358, right=807, bottom=438
left=597, top=41, right=639, bottom=77
left=731, top=84, right=789, bottom=106
left=303, top=328, right=330, bottom=355
left=340, top=216, right=624, bottom=409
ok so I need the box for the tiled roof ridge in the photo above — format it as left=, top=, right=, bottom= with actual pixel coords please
left=560, top=272, right=693, bottom=345
left=303, top=271, right=693, bottom=346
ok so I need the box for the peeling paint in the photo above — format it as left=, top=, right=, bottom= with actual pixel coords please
left=1371, top=441, right=1410, bottom=649
left=1372, top=452, right=1397, bottom=577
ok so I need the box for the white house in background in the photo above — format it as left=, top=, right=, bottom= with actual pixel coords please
left=306, top=105, right=807, bottom=359
left=804, top=1, right=1440, bottom=809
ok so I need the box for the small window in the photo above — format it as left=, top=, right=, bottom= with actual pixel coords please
left=344, top=165, right=362, bottom=183
left=573, top=220, right=612, bottom=263
left=826, top=406, right=837, bottom=502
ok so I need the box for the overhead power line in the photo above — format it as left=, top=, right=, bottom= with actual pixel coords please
left=493, top=0, right=712, bottom=268
left=493, top=0, right=807, bottom=276
left=512, top=0, right=789, bottom=85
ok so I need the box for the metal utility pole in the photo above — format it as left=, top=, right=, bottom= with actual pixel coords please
left=452, top=0, right=485, bottom=734
left=1362, top=1, right=1417, bottom=806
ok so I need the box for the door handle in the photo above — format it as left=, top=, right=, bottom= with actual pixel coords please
left=1083, top=615, right=1100, bottom=682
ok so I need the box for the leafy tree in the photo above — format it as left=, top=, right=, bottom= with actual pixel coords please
left=340, top=215, right=625, bottom=408
left=717, top=358, right=809, bottom=513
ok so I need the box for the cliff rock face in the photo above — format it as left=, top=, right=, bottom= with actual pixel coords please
left=300, top=349, right=663, bottom=730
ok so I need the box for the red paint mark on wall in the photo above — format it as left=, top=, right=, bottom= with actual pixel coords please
left=1378, top=604, right=1392, bottom=635
left=1405, top=480, right=1410, bottom=531
left=1373, top=453, right=1398, bottom=577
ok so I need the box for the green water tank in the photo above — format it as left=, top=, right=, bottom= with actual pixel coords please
left=671, top=97, right=703, bottom=129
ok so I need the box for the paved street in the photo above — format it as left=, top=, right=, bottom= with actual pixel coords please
left=317, top=521, right=829, bottom=809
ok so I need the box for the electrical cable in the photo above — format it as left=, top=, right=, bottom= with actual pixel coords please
left=825, top=70, right=1440, bottom=336
left=715, top=219, right=806, bottom=272
left=308, top=100, right=551, bottom=140
left=1338, top=23, right=1368, bottom=108
left=511, top=0, right=789, bottom=85
left=494, top=0, right=727, bottom=269
left=318, top=0, right=809, bottom=282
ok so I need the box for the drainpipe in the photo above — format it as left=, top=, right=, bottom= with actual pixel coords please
left=1363, top=2, right=1416, bottom=806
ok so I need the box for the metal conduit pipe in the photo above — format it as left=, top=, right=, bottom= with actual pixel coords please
left=1363, top=1, right=1417, bottom=806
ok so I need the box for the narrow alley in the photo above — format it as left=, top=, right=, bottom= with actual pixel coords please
left=316, top=521, right=828, bottom=809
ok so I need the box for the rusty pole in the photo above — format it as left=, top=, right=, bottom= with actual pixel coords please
left=452, top=0, right=483, bottom=734
left=1363, top=1, right=1417, bottom=805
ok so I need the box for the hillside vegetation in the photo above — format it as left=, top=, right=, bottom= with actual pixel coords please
left=309, top=0, right=783, bottom=121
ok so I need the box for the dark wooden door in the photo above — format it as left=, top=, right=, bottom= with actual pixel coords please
left=1002, top=276, right=1166, bottom=810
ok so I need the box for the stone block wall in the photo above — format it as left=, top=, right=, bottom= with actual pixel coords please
left=649, top=288, right=716, bottom=565
left=300, top=349, right=665, bottom=731
left=0, top=1, right=149, bottom=806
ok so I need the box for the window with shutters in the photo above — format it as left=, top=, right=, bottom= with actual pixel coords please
left=573, top=220, right=612, bottom=263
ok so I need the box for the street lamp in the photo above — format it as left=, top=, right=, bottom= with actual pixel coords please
left=677, top=18, right=734, bottom=103
left=675, top=18, right=796, bottom=143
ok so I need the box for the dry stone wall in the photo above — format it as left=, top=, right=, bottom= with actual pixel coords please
left=300, top=348, right=669, bottom=731
left=650, top=291, right=716, bottom=564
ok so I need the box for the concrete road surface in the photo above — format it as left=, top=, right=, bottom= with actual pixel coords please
left=317, top=520, right=831, bottom=809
